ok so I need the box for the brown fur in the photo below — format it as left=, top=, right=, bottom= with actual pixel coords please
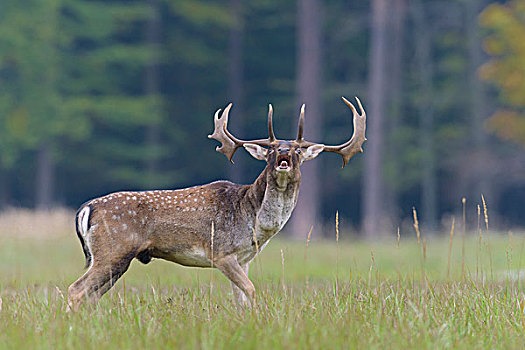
left=68, top=143, right=304, bottom=310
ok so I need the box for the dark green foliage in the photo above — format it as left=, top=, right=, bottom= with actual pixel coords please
left=0, top=0, right=523, bottom=227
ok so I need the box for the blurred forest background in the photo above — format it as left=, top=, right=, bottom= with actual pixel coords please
left=0, top=0, right=524, bottom=237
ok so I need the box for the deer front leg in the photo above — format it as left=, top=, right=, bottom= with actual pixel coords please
left=230, top=263, right=250, bottom=306
left=214, top=256, right=255, bottom=308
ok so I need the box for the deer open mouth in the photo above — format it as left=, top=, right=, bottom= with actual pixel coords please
left=276, top=155, right=291, bottom=171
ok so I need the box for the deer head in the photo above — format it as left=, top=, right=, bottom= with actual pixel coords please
left=208, top=96, right=367, bottom=177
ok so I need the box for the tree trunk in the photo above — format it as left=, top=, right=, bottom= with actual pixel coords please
left=362, top=0, right=388, bottom=237
left=145, top=0, right=162, bottom=187
left=228, top=0, right=245, bottom=183
left=36, top=143, right=54, bottom=210
left=0, top=169, right=7, bottom=209
left=290, top=0, right=322, bottom=239
left=413, top=1, right=437, bottom=230
left=465, top=0, right=493, bottom=209
left=413, top=1, right=438, bottom=230
left=384, top=0, right=407, bottom=226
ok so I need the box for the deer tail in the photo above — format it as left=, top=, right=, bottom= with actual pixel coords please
left=75, top=204, right=93, bottom=269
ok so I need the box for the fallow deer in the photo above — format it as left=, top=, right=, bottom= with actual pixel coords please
left=68, top=97, right=366, bottom=310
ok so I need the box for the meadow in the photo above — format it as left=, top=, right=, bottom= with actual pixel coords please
left=1, top=209, right=525, bottom=349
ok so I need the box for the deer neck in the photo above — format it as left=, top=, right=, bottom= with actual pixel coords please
left=244, top=165, right=301, bottom=242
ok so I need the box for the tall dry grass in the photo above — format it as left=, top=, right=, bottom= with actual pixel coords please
left=1, top=203, right=525, bottom=348
left=0, top=208, right=74, bottom=239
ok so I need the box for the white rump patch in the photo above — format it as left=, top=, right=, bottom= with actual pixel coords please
left=78, top=206, right=90, bottom=237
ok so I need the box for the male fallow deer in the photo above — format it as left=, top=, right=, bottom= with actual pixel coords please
left=68, top=97, right=366, bottom=310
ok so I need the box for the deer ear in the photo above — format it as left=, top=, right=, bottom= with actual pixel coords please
left=300, top=144, right=324, bottom=164
left=243, top=143, right=268, bottom=161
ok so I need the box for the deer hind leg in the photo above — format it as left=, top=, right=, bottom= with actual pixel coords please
left=67, top=252, right=134, bottom=311
left=214, top=256, right=255, bottom=308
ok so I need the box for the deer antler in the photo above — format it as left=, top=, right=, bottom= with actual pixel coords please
left=296, top=104, right=306, bottom=142
left=268, top=104, right=276, bottom=142
left=208, top=103, right=275, bottom=163
left=322, top=97, right=367, bottom=168
left=295, top=97, right=366, bottom=168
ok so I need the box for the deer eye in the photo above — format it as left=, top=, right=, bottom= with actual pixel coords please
left=295, top=149, right=302, bottom=154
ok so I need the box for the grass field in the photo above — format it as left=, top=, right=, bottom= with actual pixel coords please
left=1, top=210, right=525, bottom=349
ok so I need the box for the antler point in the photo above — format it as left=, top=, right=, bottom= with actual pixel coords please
left=214, top=109, right=222, bottom=120
left=322, top=96, right=367, bottom=168
left=355, top=96, right=365, bottom=114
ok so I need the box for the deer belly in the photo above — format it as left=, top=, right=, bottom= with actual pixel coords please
left=153, top=246, right=212, bottom=268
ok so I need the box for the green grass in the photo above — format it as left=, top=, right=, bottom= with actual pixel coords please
left=1, top=216, right=525, bottom=349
